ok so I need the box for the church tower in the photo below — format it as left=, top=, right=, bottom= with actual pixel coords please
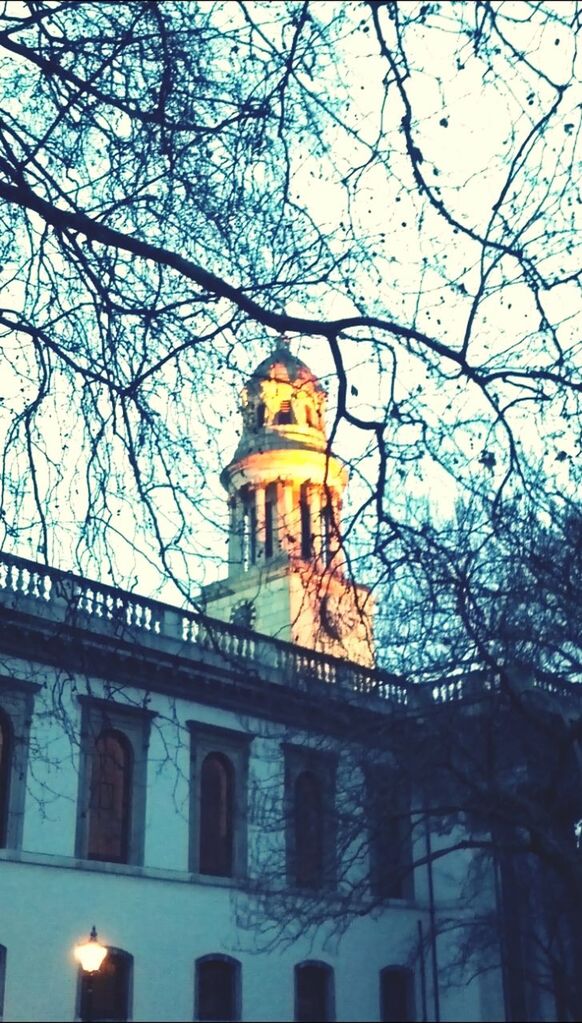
left=201, top=340, right=374, bottom=667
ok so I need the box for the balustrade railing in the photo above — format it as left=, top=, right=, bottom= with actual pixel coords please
left=0, top=551, right=408, bottom=705
left=2, top=551, right=572, bottom=709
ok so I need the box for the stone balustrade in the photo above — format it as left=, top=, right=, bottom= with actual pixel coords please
left=0, top=551, right=408, bottom=705
left=0, top=551, right=577, bottom=710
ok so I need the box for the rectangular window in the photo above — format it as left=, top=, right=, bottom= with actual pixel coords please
left=241, top=491, right=257, bottom=571
left=300, top=485, right=311, bottom=560
left=265, top=484, right=276, bottom=559
left=188, top=723, right=251, bottom=879
left=76, top=699, right=153, bottom=866
left=321, top=503, right=332, bottom=565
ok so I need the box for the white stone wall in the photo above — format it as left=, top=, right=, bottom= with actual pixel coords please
left=0, top=655, right=503, bottom=1022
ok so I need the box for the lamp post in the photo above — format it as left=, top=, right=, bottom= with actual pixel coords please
left=74, top=926, right=107, bottom=1022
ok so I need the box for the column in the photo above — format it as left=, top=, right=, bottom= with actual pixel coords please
left=228, top=496, right=243, bottom=577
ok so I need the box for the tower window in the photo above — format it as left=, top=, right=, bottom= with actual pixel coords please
left=275, top=399, right=293, bottom=425
left=199, top=752, right=234, bottom=877
left=265, top=483, right=276, bottom=559
left=321, top=503, right=333, bottom=565
left=256, top=403, right=266, bottom=428
left=241, top=491, right=257, bottom=571
left=295, top=962, right=335, bottom=1022
left=300, top=485, right=311, bottom=560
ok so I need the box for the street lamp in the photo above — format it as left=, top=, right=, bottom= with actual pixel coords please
left=74, top=925, right=108, bottom=973
left=74, top=926, right=107, bottom=1023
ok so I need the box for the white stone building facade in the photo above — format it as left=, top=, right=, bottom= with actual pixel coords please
left=0, top=346, right=506, bottom=1022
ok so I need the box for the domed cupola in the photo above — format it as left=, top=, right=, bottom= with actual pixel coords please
left=230, top=341, right=327, bottom=463
left=202, top=338, right=374, bottom=667
left=220, top=339, right=347, bottom=574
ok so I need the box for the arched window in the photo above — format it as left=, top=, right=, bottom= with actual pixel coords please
left=295, top=961, right=334, bottom=1022
left=199, top=753, right=234, bottom=876
left=87, top=730, right=133, bottom=863
left=275, top=399, right=293, bottom=425
left=0, top=712, right=12, bottom=848
left=79, top=948, right=132, bottom=1022
left=294, top=771, right=323, bottom=888
left=380, top=966, right=415, bottom=1023
left=195, top=954, right=241, bottom=1022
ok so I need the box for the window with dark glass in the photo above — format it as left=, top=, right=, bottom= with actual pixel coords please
left=79, top=948, right=131, bottom=1023
left=199, top=753, right=234, bottom=877
left=369, top=774, right=413, bottom=900
left=265, top=483, right=276, bottom=559
left=189, top=725, right=250, bottom=880
left=196, top=955, right=240, bottom=1022
left=321, top=503, right=333, bottom=565
left=300, top=485, right=311, bottom=560
left=0, top=712, right=11, bottom=848
left=241, top=491, right=257, bottom=571
left=380, top=966, right=415, bottom=1023
left=275, top=399, right=293, bottom=425
left=87, top=730, right=132, bottom=863
left=256, top=402, right=266, bottom=428
left=294, top=770, right=323, bottom=888
left=295, top=962, right=334, bottom=1022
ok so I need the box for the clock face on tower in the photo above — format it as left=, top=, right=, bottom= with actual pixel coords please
left=320, top=592, right=360, bottom=641
left=230, top=598, right=256, bottom=631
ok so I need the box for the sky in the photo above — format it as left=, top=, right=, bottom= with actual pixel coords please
left=0, top=1, right=579, bottom=604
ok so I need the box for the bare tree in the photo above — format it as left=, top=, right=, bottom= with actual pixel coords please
left=240, top=495, right=582, bottom=1019
left=0, top=1, right=578, bottom=600
left=0, top=4, right=580, bottom=1015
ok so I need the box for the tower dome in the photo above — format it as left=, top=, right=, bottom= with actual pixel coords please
left=230, top=339, right=328, bottom=465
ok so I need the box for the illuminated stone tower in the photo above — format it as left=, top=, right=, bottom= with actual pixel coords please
left=201, top=340, right=374, bottom=667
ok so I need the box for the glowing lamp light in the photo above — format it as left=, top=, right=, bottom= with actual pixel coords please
left=74, top=926, right=108, bottom=973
